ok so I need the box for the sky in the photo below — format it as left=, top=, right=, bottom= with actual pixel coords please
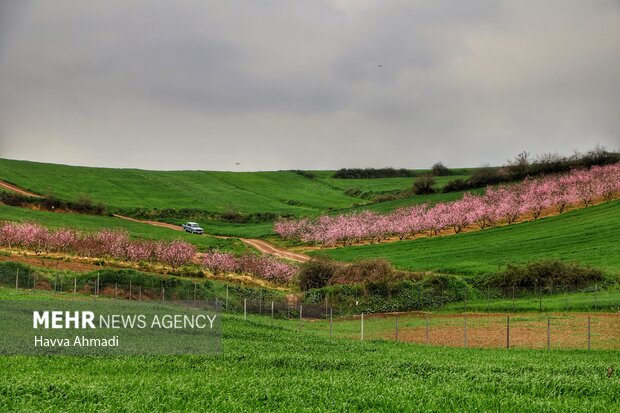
left=0, top=0, right=619, bottom=171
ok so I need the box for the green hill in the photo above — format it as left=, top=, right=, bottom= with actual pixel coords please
left=320, top=200, right=620, bottom=275
left=0, top=158, right=468, bottom=217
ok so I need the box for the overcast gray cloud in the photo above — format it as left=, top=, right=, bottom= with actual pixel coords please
left=0, top=0, right=619, bottom=171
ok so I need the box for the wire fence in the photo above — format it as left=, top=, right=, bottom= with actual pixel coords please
left=1, top=268, right=619, bottom=349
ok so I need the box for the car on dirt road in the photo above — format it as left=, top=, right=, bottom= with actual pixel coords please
left=182, top=222, right=204, bottom=235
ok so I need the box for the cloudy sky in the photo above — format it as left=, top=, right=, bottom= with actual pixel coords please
left=0, top=0, right=619, bottom=171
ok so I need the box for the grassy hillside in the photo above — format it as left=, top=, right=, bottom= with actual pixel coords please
left=321, top=199, right=620, bottom=275
left=0, top=288, right=618, bottom=412
left=0, top=204, right=245, bottom=253
left=0, top=158, right=469, bottom=216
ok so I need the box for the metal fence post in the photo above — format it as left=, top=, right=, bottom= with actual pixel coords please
left=539, top=286, right=543, bottom=312
left=361, top=313, right=364, bottom=341
left=464, top=315, right=467, bottom=348
left=73, top=277, right=77, bottom=299
left=225, top=285, right=229, bottom=311
left=271, top=301, right=274, bottom=324
left=464, top=289, right=467, bottom=313
left=587, top=315, right=591, bottom=351
left=96, top=272, right=100, bottom=297
left=395, top=315, right=399, bottom=341
left=15, top=269, right=19, bottom=290
left=299, top=304, right=303, bottom=321
left=244, top=298, right=247, bottom=320
left=506, top=316, right=510, bottom=349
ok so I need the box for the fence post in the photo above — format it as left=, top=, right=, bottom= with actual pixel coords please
left=329, top=308, right=333, bottom=338
left=425, top=316, right=429, bottom=344
left=486, top=286, right=490, bottom=312
left=259, top=297, right=262, bottom=315
left=395, top=315, right=399, bottom=341
left=594, top=284, right=598, bottom=310
left=361, top=312, right=364, bottom=341
left=464, top=289, right=467, bottom=312
left=161, top=285, right=165, bottom=302
left=225, top=285, right=229, bottom=311
left=299, top=304, right=303, bottom=321
left=15, top=269, right=19, bottom=290
left=96, top=272, right=100, bottom=297
left=547, top=318, right=551, bottom=351
left=464, top=315, right=467, bottom=348
left=139, top=285, right=142, bottom=302
left=539, top=285, right=543, bottom=312
left=271, top=301, right=274, bottom=324
left=244, top=298, right=247, bottom=320
left=325, top=295, right=328, bottom=319
left=587, top=315, right=591, bottom=351
left=506, top=316, right=510, bottom=349
left=115, top=283, right=118, bottom=300
left=73, top=277, right=77, bottom=299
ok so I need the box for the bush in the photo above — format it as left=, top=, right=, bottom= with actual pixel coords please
left=431, top=162, right=451, bottom=176
left=487, top=260, right=606, bottom=292
left=333, top=168, right=415, bottom=179
left=412, top=175, right=436, bottom=195
left=297, top=257, right=339, bottom=291
left=329, top=259, right=401, bottom=285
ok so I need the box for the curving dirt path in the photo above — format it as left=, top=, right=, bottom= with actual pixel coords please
left=0, top=179, right=43, bottom=198
left=0, top=179, right=311, bottom=262
left=113, top=214, right=309, bottom=262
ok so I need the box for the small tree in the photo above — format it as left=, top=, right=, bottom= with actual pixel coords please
left=431, top=162, right=451, bottom=176
left=413, top=175, right=436, bottom=195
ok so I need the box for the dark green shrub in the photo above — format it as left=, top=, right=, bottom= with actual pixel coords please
left=487, top=260, right=606, bottom=293
left=298, top=257, right=339, bottom=291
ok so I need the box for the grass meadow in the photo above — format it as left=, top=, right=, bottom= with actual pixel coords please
left=321, top=199, right=620, bottom=275
left=0, top=287, right=618, bottom=412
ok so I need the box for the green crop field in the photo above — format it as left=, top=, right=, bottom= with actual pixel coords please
left=321, top=199, right=620, bottom=275
left=0, top=204, right=245, bottom=253
left=0, top=287, right=618, bottom=412
left=0, top=158, right=470, bottom=217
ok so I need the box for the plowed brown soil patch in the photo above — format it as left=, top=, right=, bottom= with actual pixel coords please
left=378, top=313, right=620, bottom=350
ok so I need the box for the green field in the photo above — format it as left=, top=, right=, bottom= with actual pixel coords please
left=0, top=287, right=618, bottom=412
left=0, top=204, right=245, bottom=253
left=0, top=158, right=470, bottom=217
left=321, top=199, right=620, bottom=275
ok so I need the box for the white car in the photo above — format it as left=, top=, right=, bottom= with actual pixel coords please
left=181, top=222, right=204, bottom=235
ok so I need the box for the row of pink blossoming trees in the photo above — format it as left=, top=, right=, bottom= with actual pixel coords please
left=275, top=163, right=620, bottom=247
left=202, top=251, right=297, bottom=283
left=0, top=224, right=196, bottom=268
left=0, top=222, right=298, bottom=283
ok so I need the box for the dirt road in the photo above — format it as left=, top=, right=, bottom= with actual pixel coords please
left=0, top=180, right=311, bottom=262
left=0, top=180, right=43, bottom=198
left=108, top=216, right=310, bottom=262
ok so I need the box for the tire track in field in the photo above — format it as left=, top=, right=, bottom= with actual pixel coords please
left=0, top=180, right=43, bottom=198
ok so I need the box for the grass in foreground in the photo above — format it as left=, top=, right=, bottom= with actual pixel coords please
left=0, top=288, right=619, bottom=412
left=322, top=199, right=620, bottom=275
